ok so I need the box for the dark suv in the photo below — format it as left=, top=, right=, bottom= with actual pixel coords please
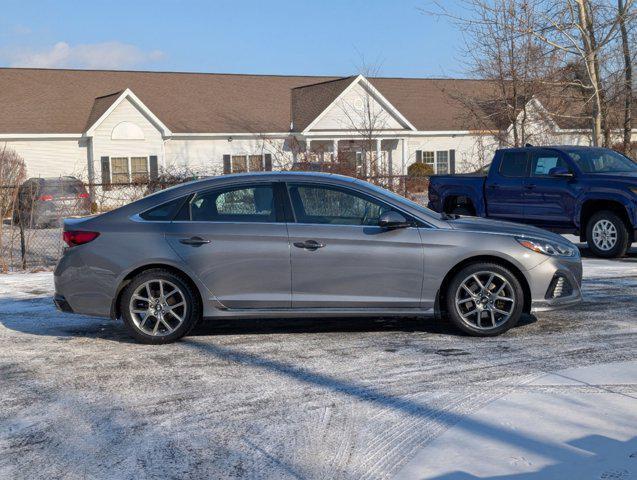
left=14, top=177, right=91, bottom=228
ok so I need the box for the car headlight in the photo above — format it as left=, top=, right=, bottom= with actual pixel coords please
left=515, top=237, right=577, bottom=257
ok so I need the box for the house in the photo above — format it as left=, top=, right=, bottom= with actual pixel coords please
left=0, top=67, right=622, bottom=185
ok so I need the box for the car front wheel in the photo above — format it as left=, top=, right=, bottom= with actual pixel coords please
left=120, top=268, right=201, bottom=344
left=445, top=263, right=524, bottom=336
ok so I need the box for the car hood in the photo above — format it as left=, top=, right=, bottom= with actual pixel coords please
left=446, top=216, right=570, bottom=243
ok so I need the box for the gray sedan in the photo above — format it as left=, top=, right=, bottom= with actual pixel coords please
left=54, top=172, right=582, bottom=344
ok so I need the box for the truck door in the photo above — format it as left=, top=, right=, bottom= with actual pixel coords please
left=523, top=150, right=578, bottom=227
left=484, top=150, right=529, bottom=221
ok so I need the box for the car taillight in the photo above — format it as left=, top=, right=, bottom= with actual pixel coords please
left=63, top=231, right=100, bottom=247
left=39, top=195, right=53, bottom=201
left=77, top=193, right=89, bottom=199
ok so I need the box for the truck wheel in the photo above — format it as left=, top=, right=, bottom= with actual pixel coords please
left=451, top=205, right=474, bottom=216
left=445, top=262, right=524, bottom=337
left=586, top=211, right=630, bottom=258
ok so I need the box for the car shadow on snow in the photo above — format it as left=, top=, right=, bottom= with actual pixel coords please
left=0, top=295, right=537, bottom=340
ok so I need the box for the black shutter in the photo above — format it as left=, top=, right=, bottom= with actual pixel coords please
left=264, top=154, right=272, bottom=171
left=449, top=149, right=456, bottom=174
left=149, top=155, right=159, bottom=180
left=100, top=156, right=111, bottom=190
left=416, top=150, right=423, bottom=163
left=223, top=154, right=231, bottom=174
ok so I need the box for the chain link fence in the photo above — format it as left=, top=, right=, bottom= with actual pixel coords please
left=0, top=173, right=429, bottom=272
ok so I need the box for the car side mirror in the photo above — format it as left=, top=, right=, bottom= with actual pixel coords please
left=549, top=166, right=573, bottom=177
left=378, top=211, right=411, bottom=229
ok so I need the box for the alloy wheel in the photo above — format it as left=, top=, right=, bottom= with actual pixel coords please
left=128, top=279, right=187, bottom=336
left=591, top=219, right=617, bottom=251
left=455, top=271, right=516, bottom=330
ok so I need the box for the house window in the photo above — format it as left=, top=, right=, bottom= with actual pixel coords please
left=249, top=155, right=264, bottom=171
left=111, top=157, right=129, bottom=183
left=422, top=151, right=435, bottom=167
left=231, top=154, right=266, bottom=173
left=231, top=155, right=247, bottom=173
left=109, top=156, right=149, bottom=183
left=436, top=151, right=449, bottom=174
left=131, top=157, right=149, bottom=182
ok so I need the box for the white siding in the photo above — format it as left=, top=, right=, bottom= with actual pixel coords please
left=2, top=139, right=87, bottom=178
left=312, top=83, right=406, bottom=131
left=91, top=97, right=164, bottom=180
left=164, top=137, right=290, bottom=174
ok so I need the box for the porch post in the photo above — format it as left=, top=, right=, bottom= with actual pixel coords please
left=375, top=138, right=381, bottom=176
left=332, top=139, right=338, bottom=162
left=401, top=138, right=407, bottom=175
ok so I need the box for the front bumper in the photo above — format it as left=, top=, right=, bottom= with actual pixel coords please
left=527, top=254, right=583, bottom=313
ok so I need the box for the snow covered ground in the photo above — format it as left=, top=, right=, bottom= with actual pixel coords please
left=0, top=249, right=636, bottom=479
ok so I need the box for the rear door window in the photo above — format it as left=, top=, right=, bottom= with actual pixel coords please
left=499, top=152, right=529, bottom=177
left=189, top=185, right=277, bottom=223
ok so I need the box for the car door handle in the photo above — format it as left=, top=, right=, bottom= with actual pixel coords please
left=293, top=240, right=325, bottom=251
left=179, top=236, right=211, bottom=246
left=488, top=183, right=499, bottom=189
left=524, top=184, right=536, bottom=190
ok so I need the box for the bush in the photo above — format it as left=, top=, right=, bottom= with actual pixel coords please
left=0, top=147, right=26, bottom=218
left=407, top=162, right=434, bottom=177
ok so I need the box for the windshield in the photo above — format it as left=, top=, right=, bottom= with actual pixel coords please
left=565, top=148, right=637, bottom=173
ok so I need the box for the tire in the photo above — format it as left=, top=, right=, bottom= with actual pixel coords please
left=119, top=268, right=201, bottom=344
left=451, top=205, right=474, bottom=216
left=445, top=262, right=524, bottom=337
left=586, top=210, right=630, bottom=258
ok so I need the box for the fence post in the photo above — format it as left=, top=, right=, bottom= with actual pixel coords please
left=19, top=220, right=26, bottom=270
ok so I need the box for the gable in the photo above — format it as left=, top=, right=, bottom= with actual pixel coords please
left=92, top=96, right=163, bottom=141
left=309, top=81, right=411, bottom=132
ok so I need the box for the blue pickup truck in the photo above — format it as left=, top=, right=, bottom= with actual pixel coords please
left=428, top=146, right=637, bottom=258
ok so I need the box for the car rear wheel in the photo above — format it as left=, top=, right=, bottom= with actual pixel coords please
left=586, top=211, right=629, bottom=258
left=445, top=263, right=524, bottom=336
left=120, top=269, right=200, bottom=344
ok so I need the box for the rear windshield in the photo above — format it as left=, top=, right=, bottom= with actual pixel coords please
left=43, top=181, right=84, bottom=195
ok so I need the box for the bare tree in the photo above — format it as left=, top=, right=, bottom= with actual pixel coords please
left=618, top=0, right=634, bottom=157
left=426, top=0, right=560, bottom=148
left=0, top=145, right=27, bottom=272
left=524, top=0, right=635, bottom=146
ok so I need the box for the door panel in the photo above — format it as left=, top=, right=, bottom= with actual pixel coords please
left=164, top=183, right=291, bottom=309
left=288, top=224, right=424, bottom=308
left=524, top=151, right=578, bottom=226
left=484, top=151, right=528, bottom=220
left=285, top=183, right=424, bottom=308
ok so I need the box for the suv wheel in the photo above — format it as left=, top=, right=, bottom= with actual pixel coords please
left=586, top=211, right=629, bottom=258
left=445, top=263, right=524, bottom=336
left=120, top=269, right=201, bottom=344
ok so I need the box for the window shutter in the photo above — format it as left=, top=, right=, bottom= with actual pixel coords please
left=264, top=154, right=272, bottom=171
left=149, top=155, right=159, bottom=180
left=449, top=149, right=456, bottom=174
left=100, top=156, right=111, bottom=191
left=223, top=154, right=231, bottom=174
left=416, top=150, right=423, bottom=163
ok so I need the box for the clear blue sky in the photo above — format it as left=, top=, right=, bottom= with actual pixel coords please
left=0, top=0, right=467, bottom=78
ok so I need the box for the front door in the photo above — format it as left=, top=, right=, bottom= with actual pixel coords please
left=164, top=183, right=291, bottom=309
left=523, top=150, right=578, bottom=227
left=285, top=183, right=424, bottom=308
